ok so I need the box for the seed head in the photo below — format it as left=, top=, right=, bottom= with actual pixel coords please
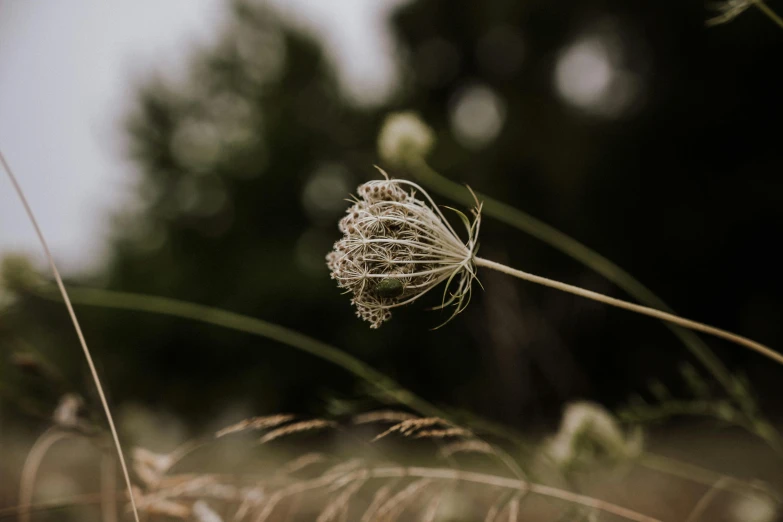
left=327, top=170, right=481, bottom=328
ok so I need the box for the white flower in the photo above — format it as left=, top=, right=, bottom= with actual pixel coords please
left=706, top=0, right=756, bottom=26
left=377, top=112, right=435, bottom=165
left=731, top=492, right=779, bottom=522
left=326, top=169, right=480, bottom=328
left=544, top=401, right=643, bottom=469
left=193, top=500, right=224, bottom=522
left=53, top=393, right=85, bottom=429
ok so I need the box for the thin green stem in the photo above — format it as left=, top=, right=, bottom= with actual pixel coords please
left=39, top=286, right=436, bottom=413
left=474, top=256, right=783, bottom=366
left=639, top=452, right=778, bottom=500
left=756, top=0, right=783, bottom=29
left=31, top=285, right=774, bottom=497
left=0, top=493, right=112, bottom=520
left=406, top=157, right=778, bottom=445
left=34, top=285, right=527, bottom=444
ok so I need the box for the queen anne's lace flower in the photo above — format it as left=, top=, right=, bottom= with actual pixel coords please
left=327, top=171, right=481, bottom=328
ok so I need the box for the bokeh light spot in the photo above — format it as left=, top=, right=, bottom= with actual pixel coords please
left=302, top=163, right=352, bottom=223
left=554, top=29, right=643, bottom=118
left=449, top=84, right=506, bottom=150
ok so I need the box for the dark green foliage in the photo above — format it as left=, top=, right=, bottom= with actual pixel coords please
left=3, top=0, right=783, bottom=431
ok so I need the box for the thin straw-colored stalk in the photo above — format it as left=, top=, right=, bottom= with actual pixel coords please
left=33, top=284, right=528, bottom=448
left=474, top=256, right=783, bottom=366
left=388, top=467, right=660, bottom=522
left=36, top=286, right=441, bottom=417
left=407, top=158, right=729, bottom=382
left=1, top=467, right=659, bottom=522
left=273, top=467, right=661, bottom=522
left=407, top=157, right=780, bottom=446
left=683, top=477, right=732, bottom=522
left=0, top=493, right=113, bottom=520
left=0, top=150, right=141, bottom=522
left=756, top=0, right=783, bottom=29
left=18, top=428, right=73, bottom=522
left=31, top=285, right=773, bottom=504
left=639, top=453, right=777, bottom=499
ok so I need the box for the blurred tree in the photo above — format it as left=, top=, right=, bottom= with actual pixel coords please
left=81, top=0, right=485, bottom=426
left=3, top=0, right=783, bottom=434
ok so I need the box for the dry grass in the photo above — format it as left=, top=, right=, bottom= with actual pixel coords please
left=3, top=407, right=782, bottom=522
left=3, top=117, right=782, bottom=522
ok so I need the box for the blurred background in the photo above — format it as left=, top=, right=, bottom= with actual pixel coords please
left=1, top=0, right=783, bottom=518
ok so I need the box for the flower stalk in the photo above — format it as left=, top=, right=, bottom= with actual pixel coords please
left=327, top=172, right=783, bottom=366
left=473, top=256, right=783, bottom=365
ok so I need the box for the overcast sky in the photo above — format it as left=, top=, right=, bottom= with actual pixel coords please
left=0, top=0, right=405, bottom=275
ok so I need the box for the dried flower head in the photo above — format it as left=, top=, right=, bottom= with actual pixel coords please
left=327, top=170, right=481, bottom=328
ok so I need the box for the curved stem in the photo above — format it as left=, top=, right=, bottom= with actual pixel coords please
left=407, top=157, right=781, bottom=450
left=281, top=467, right=661, bottom=522
left=18, top=428, right=74, bottom=522
left=392, top=467, right=660, bottom=522
left=639, top=452, right=778, bottom=499
left=30, top=286, right=775, bottom=499
left=0, top=493, right=113, bottom=520
left=407, top=160, right=733, bottom=392
left=0, top=150, right=141, bottom=522
left=3, top=467, right=659, bottom=522
left=33, top=284, right=530, bottom=448
left=474, top=256, right=783, bottom=366
left=756, top=1, right=783, bottom=30
left=35, top=287, right=441, bottom=420
left=684, top=477, right=729, bottom=522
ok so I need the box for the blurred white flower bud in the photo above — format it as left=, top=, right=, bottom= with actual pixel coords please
left=193, top=500, right=224, bottom=522
left=731, top=492, right=779, bottom=522
left=377, top=112, right=435, bottom=165
left=543, top=401, right=643, bottom=470
left=53, top=394, right=85, bottom=429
